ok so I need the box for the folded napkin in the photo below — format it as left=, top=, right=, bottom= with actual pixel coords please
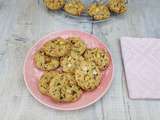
left=120, top=37, right=160, bottom=99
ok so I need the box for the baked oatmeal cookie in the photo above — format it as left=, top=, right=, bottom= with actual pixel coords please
left=64, top=0, right=85, bottom=16
left=108, top=0, right=127, bottom=14
left=43, top=0, right=65, bottom=10
left=48, top=73, right=82, bottom=102
left=34, top=49, right=59, bottom=71
left=38, top=71, right=60, bottom=95
left=60, top=54, right=84, bottom=73
left=75, top=61, right=101, bottom=91
left=67, top=37, right=86, bottom=55
left=88, top=3, right=110, bottom=20
left=43, top=37, right=71, bottom=57
left=84, top=48, right=110, bottom=71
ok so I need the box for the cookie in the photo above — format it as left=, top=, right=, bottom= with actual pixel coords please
left=43, top=0, right=65, bottom=10
left=75, top=61, right=101, bottom=91
left=108, top=0, right=127, bottom=14
left=38, top=71, right=60, bottom=95
left=88, top=3, right=110, bottom=20
left=67, top=37, right=86, bottom=55
left=60, top=54, right=84, bottom=73
left=48, top=73, right=82, bottom=102
left=43, top=37, right=71, bottom=57
left=84, top=48, right=110, bottom=71
left=64, top=0, right=85, bottom=16
left=34, top=49, right=59, bottom=71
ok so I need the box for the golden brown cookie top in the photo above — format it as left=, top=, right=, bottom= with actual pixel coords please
left=43, top=37, right=71, bottom=57
left=108, top=0, right=127, bottom=14
left=64, top=0, right=85, bottom=16
left=48, top=73, right=82, bottom=102
left=84, top=48, right=110, bottom=71
left=67, top=37, right=86, bottom=55
left=75, top=61, right=101, bottom=91
left=43, top=0, right=65, bottom=10
left=34, top=49, right=59, bottom=71
left=60, top=53, right=85, bottom=73
left=88, top=3, right=110, bottom=20
left=38, top=71, right=60, bottom=95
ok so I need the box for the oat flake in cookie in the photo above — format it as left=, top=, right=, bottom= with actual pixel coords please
left=34, top=49, right=59, bottom=71
left=75, top=61, right=101, bottom=91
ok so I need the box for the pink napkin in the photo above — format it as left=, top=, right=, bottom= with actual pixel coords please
left=120, top=37, right=160, bottom=99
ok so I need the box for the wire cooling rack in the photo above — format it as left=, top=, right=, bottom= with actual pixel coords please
left=61, top=0, right=128, bottom=23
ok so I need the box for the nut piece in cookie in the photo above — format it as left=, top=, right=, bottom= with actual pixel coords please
left=64, top=0, right=85, bottom=16
left=43, top=37, right=71, bottom=57
left=88, top=3, right=110, bottom=20
left=34, top=49, right=59, bottom=71
left=48, top=73, right=82, bottom=102
left=43, top=0, right=65, bottom=10
left=84, top=48, right=110, bottom=71
left=60, top=54, right=84, bottom=73
left=108, top=0, right=127, bottom=14
left=75, top=61, right=101, bottom=91
left=67, top=37, right=86, bottom=55
left=38, top=71, right=60, bottom=95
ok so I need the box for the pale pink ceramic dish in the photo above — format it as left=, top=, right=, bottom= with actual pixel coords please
left=23, top=30, right=114, bottom=111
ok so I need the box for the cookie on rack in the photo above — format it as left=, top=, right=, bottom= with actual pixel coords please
left=67, top=37, right=86, bottom=55
left=43, top=0, right=65, bottom=10
left=88, top=3, right=110, bottom=20
left=108, top=0, right=127, bottom=14
left=38, top=71, right=60, bottom=95
left=84, top=48, right=110, bottom=71
left=64, top=0, right=85, bottom=16
left=75, top=61, right=101, bottom=91
left=43, top=37, right=71, bottom=57
left=60, top=53, right=85, bottom=73
left=34, top=49, right=59, bottom=71
left=48, top=73, right=82, bottom=102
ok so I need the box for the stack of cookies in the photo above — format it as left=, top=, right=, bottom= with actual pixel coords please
left=34, top=37, right=110, bottom=102
left=43, top=0, right=127, bottom=21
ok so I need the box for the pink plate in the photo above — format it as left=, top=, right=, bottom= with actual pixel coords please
left=23, top=30, right=114, bottom=110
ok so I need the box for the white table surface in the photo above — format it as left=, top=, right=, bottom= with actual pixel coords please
left=0, top=0, right=160, bottom=120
